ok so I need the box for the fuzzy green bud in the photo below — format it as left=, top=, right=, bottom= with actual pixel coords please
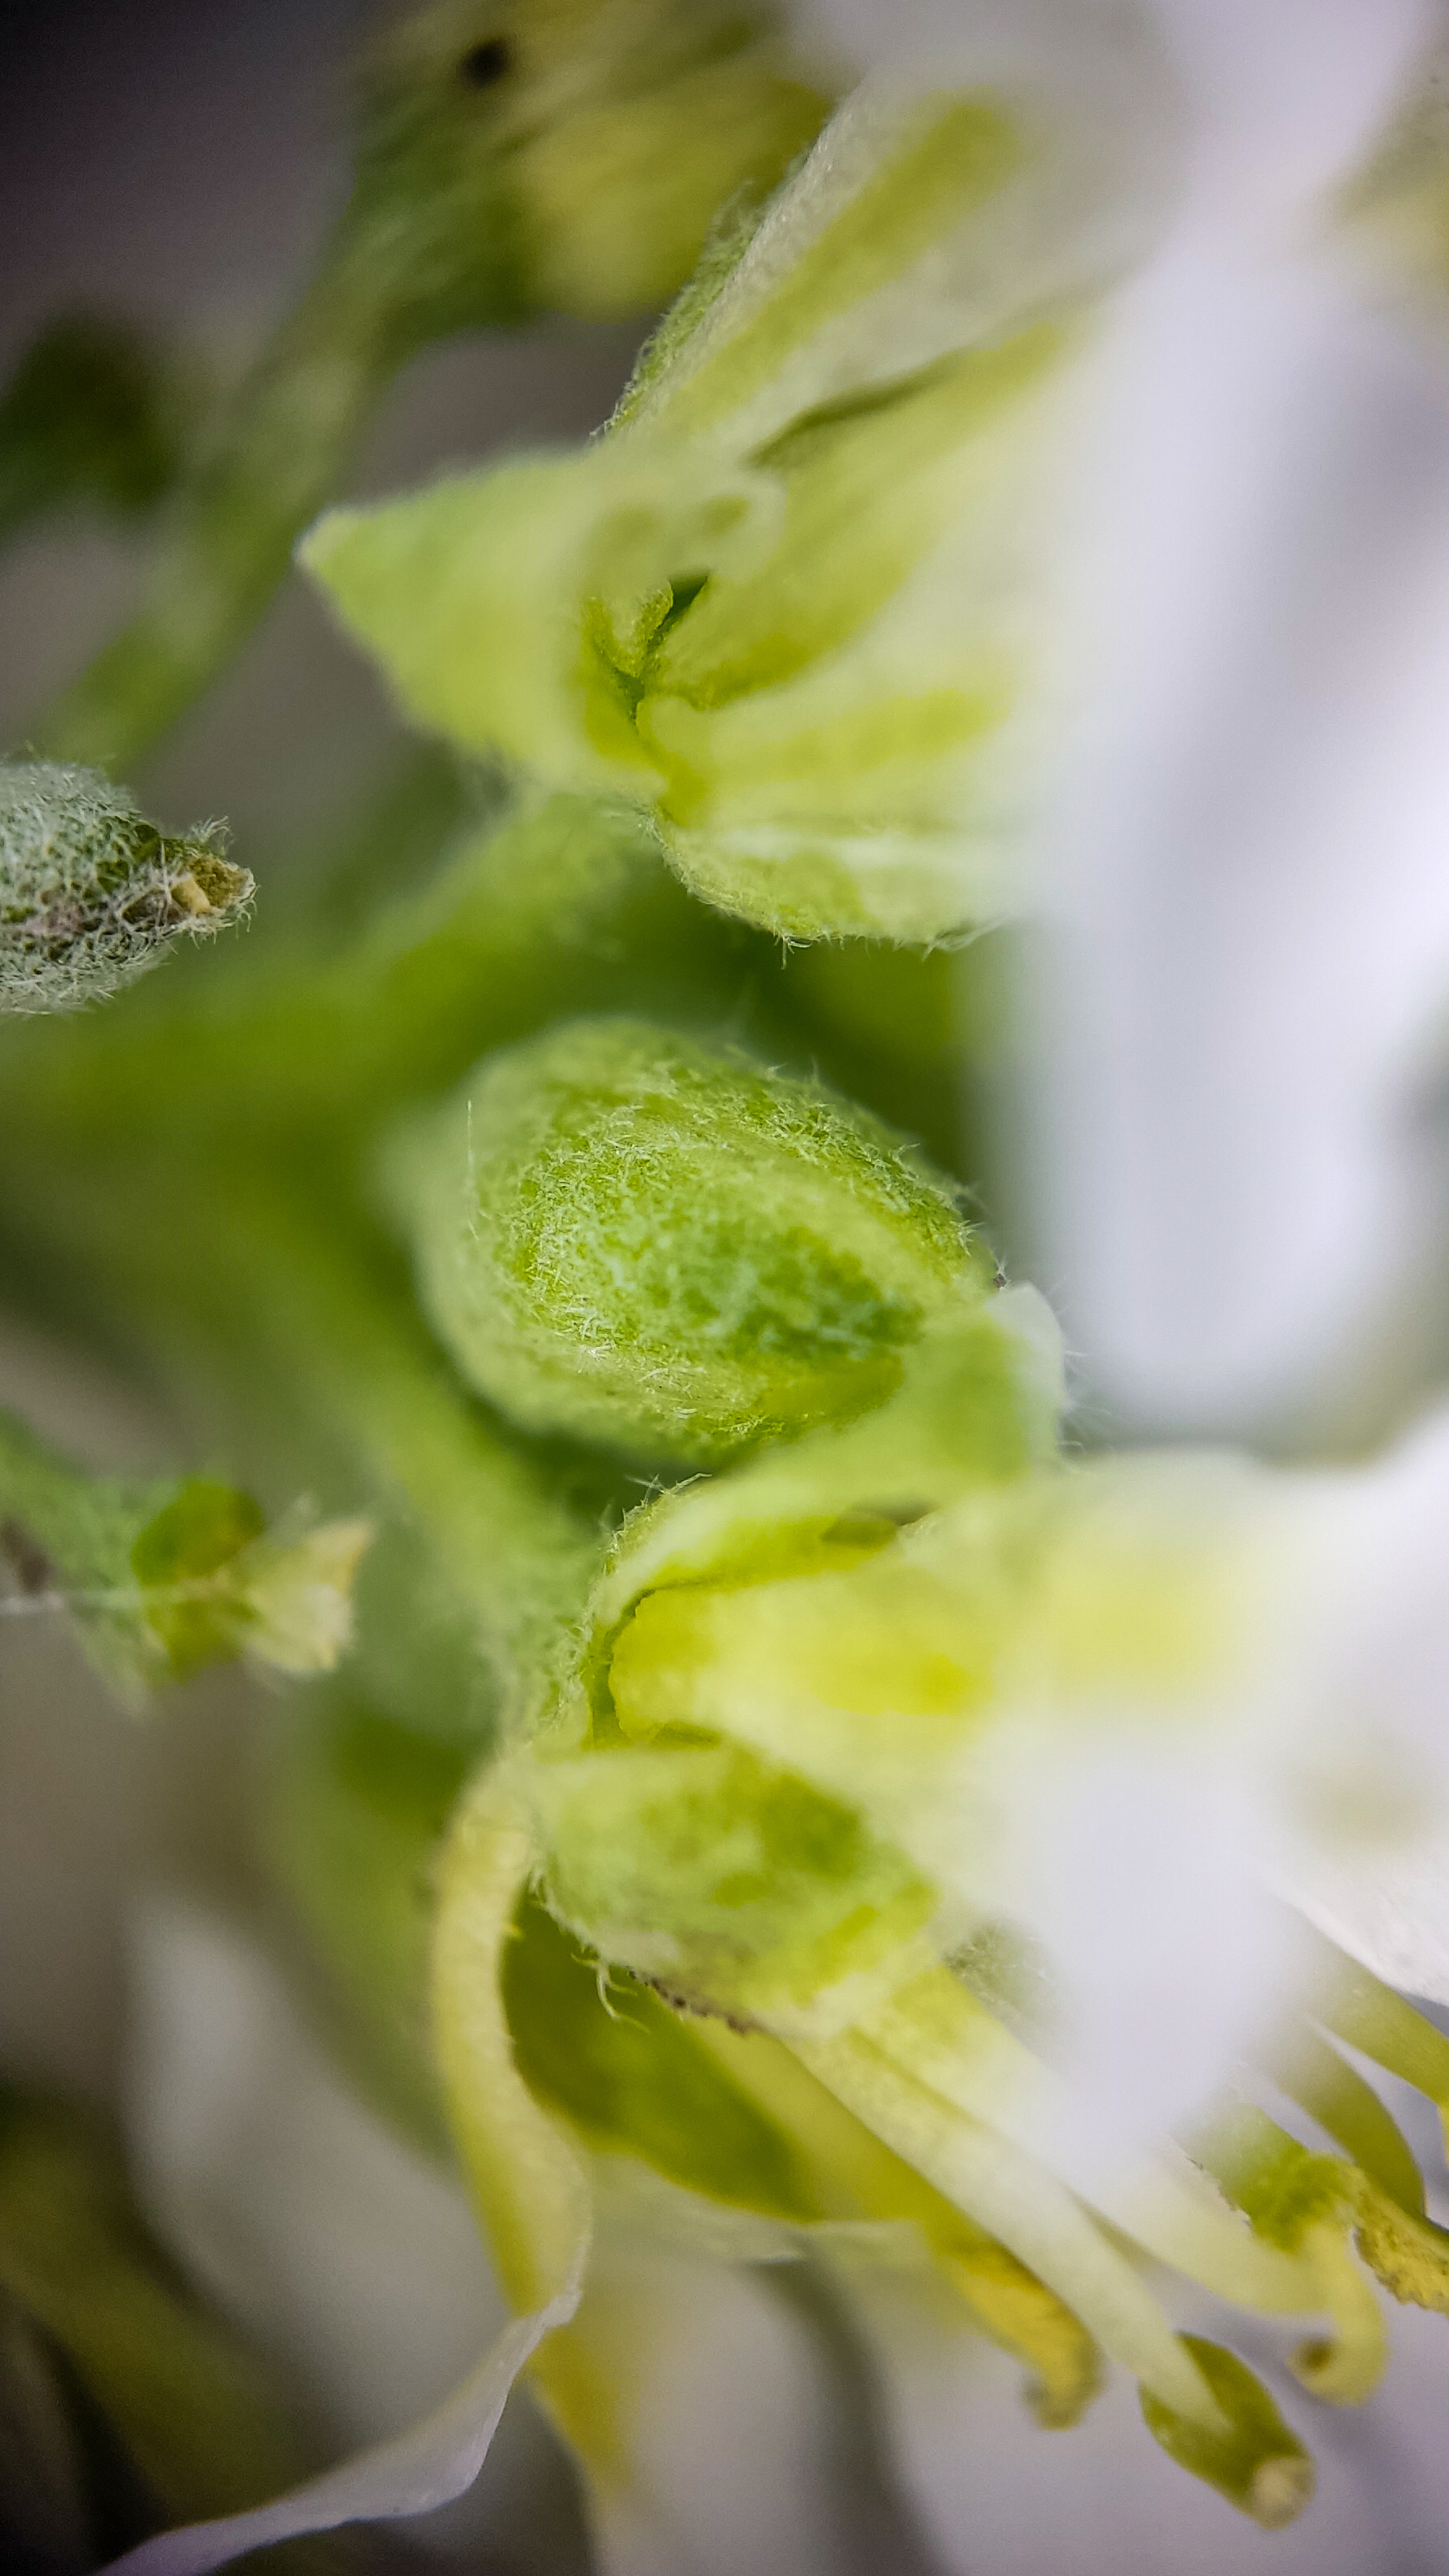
left=37, top=2, right=831, bottom=771
left=0, top=762, right=251, bottom=1014
left=393, top=1014, right=994, bottom=1469
left=306, top=37, right=1173, bottom=940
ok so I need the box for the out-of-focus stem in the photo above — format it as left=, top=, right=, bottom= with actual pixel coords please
left=1, top=1147, right=607, bottom=1714
left=34, top=250, right=398, bottom=772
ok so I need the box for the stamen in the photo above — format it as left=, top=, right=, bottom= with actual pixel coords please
left=1306, top=1931, right=1449, bottom=2157
left=1140, top=2336, right=1314, bottom=2529
left=1254, top=2021, right=1425, bottom=2214
left=861, top=1971, right=1321, bottom=2317
left=1187, top=2104, right=1388, bottom=2404
left=938, top=2237, right=1101, bottom=2427
left=797, top=2026, right=1226, bottom=2432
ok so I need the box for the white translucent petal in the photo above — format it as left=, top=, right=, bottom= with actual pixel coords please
left=1288, top=1837, right=1449, bottom=2005
left=1033, top=211, right=1449, bottom=1431
left=570, top=2231, right=861, bottom=2576
left=1147, top=0, right=1433, bottom=211
left=102, top=2292, right=576, bottom=2576
left=121, top=1898, right=581, bottom=2564
left=124, top=1897, right=501, bottom=2441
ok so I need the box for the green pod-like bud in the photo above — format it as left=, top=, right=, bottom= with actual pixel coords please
left=394, top=1014, right=995, bottom=1468
left=0, top=762, right=251, bottom=1013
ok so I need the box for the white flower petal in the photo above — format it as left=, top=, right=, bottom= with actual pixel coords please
left=102, top=2293, right=576, bottom=2576
left=1034, top=206, right=1449, bottom=1431
left=121, top=1898, right=584, bottom=2565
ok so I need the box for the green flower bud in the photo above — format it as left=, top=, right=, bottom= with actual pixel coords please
left=306, top=40, right=1171, bottom=940
left=37, top=2, right=832, bottom=772
left=354, top=0, right=831, bottom=333
left=0, top=763, right=250, bottom=1014
left=432, top=1345, right=1449, bottom=2527
left=393, top=1014, right=996, bottom=1468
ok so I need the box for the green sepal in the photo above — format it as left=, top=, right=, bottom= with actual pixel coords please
left=1140, top=2337, right=1314, bottom=2530
left=432, top=1770, right=594, bottom=2316
left=566, top=1292, right=1062, bottom=1725
left=527, top=1741, right=935, bottom=2029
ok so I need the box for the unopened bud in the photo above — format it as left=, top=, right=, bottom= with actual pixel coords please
left=394, top=1014, right=993, bottom=1469
left=0, top=761, right=251, bottom=1013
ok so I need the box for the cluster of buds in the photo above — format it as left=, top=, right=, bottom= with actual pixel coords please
left=433, top=1280, right=1449, bottom=2530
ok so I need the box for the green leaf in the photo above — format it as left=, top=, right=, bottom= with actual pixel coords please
left=131, top=1479, right=265, bottom=1679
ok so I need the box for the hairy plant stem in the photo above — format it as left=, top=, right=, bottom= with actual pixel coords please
left=0, top=1143, right=607, bottom=1732
left=34, top=247, right=405, bottom=772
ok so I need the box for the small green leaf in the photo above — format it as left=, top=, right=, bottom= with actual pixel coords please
left=131, top=1479, right=264, bottom=1678
left=0, top=762, right=250, bottom=1014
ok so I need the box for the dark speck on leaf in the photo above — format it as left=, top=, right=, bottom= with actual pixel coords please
left=460, top=36, right=512, bottom=87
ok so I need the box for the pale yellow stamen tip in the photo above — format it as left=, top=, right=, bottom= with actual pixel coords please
left=1248, top=2455, right=1316, bottom=2530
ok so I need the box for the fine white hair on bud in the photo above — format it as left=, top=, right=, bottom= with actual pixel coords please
left=394, top=1014, right=996, bottom=1469
left=0, top=759, right=252, bottom=1013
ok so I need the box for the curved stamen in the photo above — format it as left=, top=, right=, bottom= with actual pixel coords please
left=796, top=2026, right=1226, bottom=2432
